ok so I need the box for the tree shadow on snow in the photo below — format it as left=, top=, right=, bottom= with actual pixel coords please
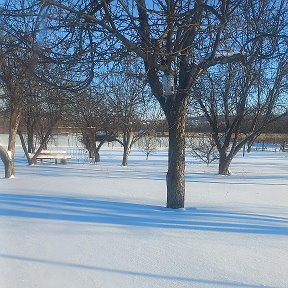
left=0, top=193, right=287, bottom=235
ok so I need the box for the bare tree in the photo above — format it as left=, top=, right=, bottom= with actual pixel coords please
left=71, top=88, right=115, bottom=162
left=0, top=33, right=31, bottom=177
left=105, top=69, right=149, bottom=166
left=18, top=85, right=68, bottom=165
left=195, top=56, right=288, bottom=175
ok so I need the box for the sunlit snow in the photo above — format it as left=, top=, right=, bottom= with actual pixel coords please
left=0, top=144, right=287, bottom=288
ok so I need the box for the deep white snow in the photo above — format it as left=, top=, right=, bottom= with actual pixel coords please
left=0, top=145, right=288, bottom=288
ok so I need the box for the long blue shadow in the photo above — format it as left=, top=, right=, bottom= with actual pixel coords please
left=0, top=254, right=275, bottom=288
left=0, top=194, right=287, bottom=235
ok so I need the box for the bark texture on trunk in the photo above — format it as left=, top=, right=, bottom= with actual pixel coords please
left=121, top=132, right=133, bottom=166
left=165, top=98, right=187, bottom=209
left=3, top=103, right=22, bottom=177
left=8, top=105, right=21, bottom=156
left=95, top=140, right=106, bottom=162
left=5, top=158, right=14, bottom=178
left=0, top=145, right=14, bottom=178
left=122, top=145, right=130, bottom=166
left=218, top=151, right=232, bottom=175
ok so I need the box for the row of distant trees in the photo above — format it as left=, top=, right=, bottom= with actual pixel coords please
left=0, top=1, right=287, bottom=208
left=1, top=51, right=286, bottom=174
left=0, top=55, right=159, bottom=169
left=187, top=116, right=288, bottom=134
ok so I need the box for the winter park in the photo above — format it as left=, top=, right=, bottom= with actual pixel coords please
left=0, top=1, right=288, bottom=288
left=1, top=135, right=288, bottom=288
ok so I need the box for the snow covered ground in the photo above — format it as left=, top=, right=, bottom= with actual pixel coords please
left=0, top=146, right=288, bottom=288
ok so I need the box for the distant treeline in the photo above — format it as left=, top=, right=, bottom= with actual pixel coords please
left=185, top=115, right=288, bottom=134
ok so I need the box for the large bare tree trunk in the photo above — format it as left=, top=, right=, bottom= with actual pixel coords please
left=218, top=150, right=232, bottom=175
left=165, top=98, right=187, bottom=209
left=122, top=145, right=130, bottom=166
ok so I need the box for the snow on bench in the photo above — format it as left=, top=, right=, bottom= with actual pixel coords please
left=31, top=150, right=71, bottom=164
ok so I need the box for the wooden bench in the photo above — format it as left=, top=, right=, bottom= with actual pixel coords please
left=31, top=150, right=71, bottom=164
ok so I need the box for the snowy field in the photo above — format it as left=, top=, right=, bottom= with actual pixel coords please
left=0, top=145, right=288, bottom=288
